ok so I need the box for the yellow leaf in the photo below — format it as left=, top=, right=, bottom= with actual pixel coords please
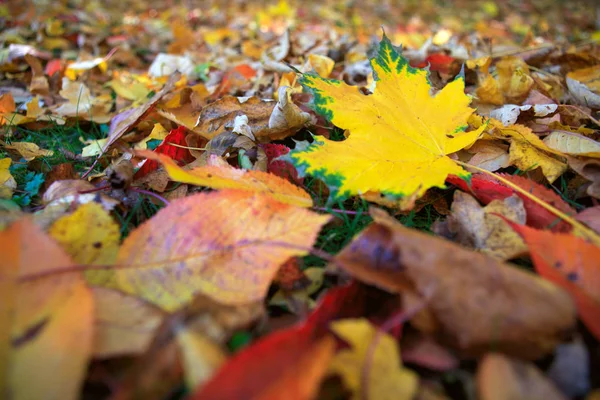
left=0, top=158, right=16, bottom=199
left=307, top=54, right=335, bottom=77
left=81, top=138, right=109, bottom=157
left=287, top=35, right=484, bottom=204
left=138, top=150, right=313, bottom=208
left=49, top=203, right=120, bottom=287
left=328, top=318, right=418, bottom=400
left=107, top=77, right=151, bottom=103
left=114, top=190, right=330, bottom=311
left=543, top=130, right=600, bottom=158
left=496, top=56, right=534, bottom=103
left=0, top=219, right=93, bottom=400
left=476, top=74, right=504, bottom=105
left=134, top=123, right=169, bottom=150
left=3, top=141, right=54, bottom=161
left=177, top=328, right=227, bottom=389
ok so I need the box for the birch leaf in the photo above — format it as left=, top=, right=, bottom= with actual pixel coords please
left=287, top=34, right=484, bottom=205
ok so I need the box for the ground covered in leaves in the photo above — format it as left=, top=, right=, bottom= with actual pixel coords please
left=1, top=0, right=600, bottom=399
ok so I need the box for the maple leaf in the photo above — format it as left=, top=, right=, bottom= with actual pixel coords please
left=286, top=35, right=484, bottom=205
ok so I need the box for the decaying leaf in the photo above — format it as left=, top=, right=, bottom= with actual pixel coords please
left=544, top=131, right=600, bottom=158
left=2, top=141, right=54, bottom=161
left=113, top=190, right=330, bottom=311
left=438, top=191, right=528, bottom=261
left=0, top=219, right=93, bottom=400
left=334, top=208, right=576, bottom=359
left=566, top=66, right=600, bottom=109
left=137, top=151, right=313, bottom=207
left=328, top=318, right=418, bottom=400
left=286, top=35, right=484, bottom=206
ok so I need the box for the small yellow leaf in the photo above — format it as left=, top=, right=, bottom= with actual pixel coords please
left=476, top=74, right=504, bottom=105
left=139, top=150, right=313, bottom=208
left=177, top=329, right=227, bottom=389
left=134, top=123, right=169, bottom=150
left=81, top=138, right=109, bottom=157
left=3, top=142, right=54, bottom=161
left=0, top=158, right=16, bottom=199
left=328, top=318, right=418, bottom=400
left=49, top=203, right=120, bottom=283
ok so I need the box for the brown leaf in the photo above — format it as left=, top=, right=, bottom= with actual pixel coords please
left=477, top=353, right=567, bottom=400
left=334, top=208, right=576, bottom=359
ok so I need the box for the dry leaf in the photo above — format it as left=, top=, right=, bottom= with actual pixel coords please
left=566, top=66, right=600, bottom=109
left=335, top=208, right=576, bottom=359
left=3, top=141, right=54, bottom=161
left=477, top=353, right=567, bottom=400
left=543, top=131, right=600, bottom=158
left=113, top=190, right=330, bottom=311
left=138, top=151, right=313, bottom=207
left=0, top=158, right=17, bottom=199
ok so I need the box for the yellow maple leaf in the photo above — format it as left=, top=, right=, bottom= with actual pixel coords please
left=328, top=318, right=417, bottom=400
left=286, top=35, right=484, bottom=205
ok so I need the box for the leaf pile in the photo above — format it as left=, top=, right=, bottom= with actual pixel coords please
left=1, top=0, right=600, bottom=399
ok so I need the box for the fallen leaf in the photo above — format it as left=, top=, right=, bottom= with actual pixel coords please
left=53, top=78, right=111, bottom=123
left=477, top=353, right=567, bottom=400
left=190, top=324, right=335, bottom=400
left=440, top=191, right=528, bottom=260
left=566, top=66, right=600, bottom=109
left=49, top=202, right=120, bottom=267
left=286, top=34, right=484, bottom=204
left=335, top=208, right=576, bottom=359
left=262, top=143, right=303, bottom=184
left=490, top=103, right=557, bottom=126
left=113, top=190, right=330, bottom=311
left=100, top=73, right=178, bottom=156
left=328, top=318, right=418, bottom=400
left=463, top=140, right=510, bottom=172
left=3, top=141, right=54, bottom=161
left=92, top=287, right=164, bottom=357
left=544, top=130, right=600, bottom=158
left=0, top=219, right=93, bottom=400
left=507, top=222, right=600, bottom=340
left=138, top=150, right=313, bottom=207
left=148, top=53, right=196, bottom=78
left=576, top=206, right=600, bottom=234
left=566, top=156, right=600, bottom=199
left=134, top=126, right=193, bottom=179
left=177, top=328, right=227, bottom=389
left=496, top=56, right=535, bottom=103
left=447, top=173, right=576, bottom=232
left=194, top=94, right=309, bottom=142
left=0, top=158, right=17, bottom=198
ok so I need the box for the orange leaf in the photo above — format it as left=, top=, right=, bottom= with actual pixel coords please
left=137, top=150, right=313, bottom=207
left=114, top=190, right=330, bottom=311
left=0, top=219, right=93, bottom=399
left=508, top=222, right=600, bottom=340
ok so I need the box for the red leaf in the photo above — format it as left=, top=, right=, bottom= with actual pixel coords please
left=274, top=257, right=310, bottom=291
left=190, top=325, right=334, bottom=400
left=45, top=59, right=64, bottom=77
left=134, top=126, right=193, bottom=179
left=261, top=143, right=303, bottom=185
left=411, top=53, right=455, bottom=73
left=447, top=174, right=576, bottom=232
left=507, top=221, right=600, bottom=340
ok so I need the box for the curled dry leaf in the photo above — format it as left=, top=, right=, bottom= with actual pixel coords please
left=2, top=141, right=54, bottom=161
left=543, top=131, right=600, bottom=158
left=334, top=207, right=576, bottom=359
left=507, top=222, right=600, bottom=340
left=566, top=156, right=600, bottom=199
left=438, top=191, right=528, bottom=261
left=113, top=190, right=330, bottom=311
left=477, top=353, right=567, bottom=400
left=138, top=150, right=313, bottom=207
left=566, top=66, right=600, bottom=109
left=194, top=94, right=309, bottom=142
left=0, top=219, right=93, bottom=400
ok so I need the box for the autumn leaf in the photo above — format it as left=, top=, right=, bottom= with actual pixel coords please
left=286, top=34, right=484, bottom=206
left=0, top=219, right=93, bottom=400
left=113, top=190, right=330, bottom=311
left=0, top=158, right=17, bottom=199
left=335, top=207, right=576, bottom=359
left=191, top=324, right=335, bottom=400
left=138, top=150, right=314, bottom=207
left=328, top=318, right=418, bottom=400
left=507, top=222, right=600, bottom=340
